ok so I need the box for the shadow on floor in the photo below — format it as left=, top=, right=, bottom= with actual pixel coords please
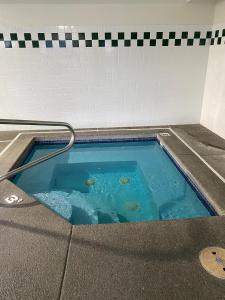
left=70, top=216, right=225, bottom=263
left=1, top=216, right=225, bottom=264
left=0, top=219, right=69, bottom=241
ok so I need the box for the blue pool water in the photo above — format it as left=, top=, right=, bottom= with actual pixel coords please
left=13, top=139, right=214, bottom=224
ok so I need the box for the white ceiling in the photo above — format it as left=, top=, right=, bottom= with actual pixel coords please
left=0, top=0, right=217, bottom=4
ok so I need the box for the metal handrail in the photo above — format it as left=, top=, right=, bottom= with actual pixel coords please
left=0, top=119, right=75, bottom=183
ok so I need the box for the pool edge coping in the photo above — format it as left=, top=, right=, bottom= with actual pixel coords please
left=158, top=137, right=225, bottom=217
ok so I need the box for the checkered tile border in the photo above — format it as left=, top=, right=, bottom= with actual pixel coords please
left=0, top=29, right=224, bottom=48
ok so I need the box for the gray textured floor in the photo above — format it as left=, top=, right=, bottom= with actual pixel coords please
left=0, top=141, right=9, bottom=153
left=0, top=180, right=71, bottom=300
left=0, top=124, right=225, bottom=300
left=61, top=217, right=225, bottom=300
left=172, top=124, right=225, bottom=178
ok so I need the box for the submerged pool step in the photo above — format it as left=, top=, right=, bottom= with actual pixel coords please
left=50, top=161, right=138, bottom=193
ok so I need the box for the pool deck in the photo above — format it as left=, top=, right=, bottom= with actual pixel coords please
left=0, top=124, right=225, bottom=299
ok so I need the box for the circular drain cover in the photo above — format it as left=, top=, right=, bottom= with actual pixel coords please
left=119, top=177, right=130, bottom=185
left=199, top=247, right=225, bottom=279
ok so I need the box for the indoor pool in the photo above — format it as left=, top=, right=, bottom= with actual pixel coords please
left=13, top=139, right=214, bottom=224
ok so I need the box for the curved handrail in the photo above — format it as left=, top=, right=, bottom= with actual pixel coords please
left=0, top=119, right=75, bottom=183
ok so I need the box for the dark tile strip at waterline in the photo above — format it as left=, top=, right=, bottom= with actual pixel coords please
left=0, top=29, right=225, bottom=48
left=33, top=136, right=216, bottom=217
left=35, top=136, right=157, bottom=144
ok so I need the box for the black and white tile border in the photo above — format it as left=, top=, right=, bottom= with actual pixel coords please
left=0, top=29, right=224, bottom=48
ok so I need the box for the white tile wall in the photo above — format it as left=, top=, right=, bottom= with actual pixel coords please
left=201, top=22, right=225, bottom=139
left=0, top=24, right=212, bottom=130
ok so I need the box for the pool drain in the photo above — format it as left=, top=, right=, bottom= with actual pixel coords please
left=119, top=177, right=130, bottom=185
left=199, top=247, right=225, bottom=279
left=85, top=178, right=96, bottom=187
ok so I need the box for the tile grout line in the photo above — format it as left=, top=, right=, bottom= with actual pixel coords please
left=0, top=134, right=20, bottom=157
left=58, top=225, right=73, bottom=300
left=201, top=154, right=224, bottom=157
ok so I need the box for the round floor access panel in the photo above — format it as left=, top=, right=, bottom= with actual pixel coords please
left=199, top=247, right=225, bottom=279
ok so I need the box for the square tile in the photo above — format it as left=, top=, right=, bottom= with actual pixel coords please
left=59, top=40, right=66, bottom=48
left=32, top=40, right=39, bottom=48
left=150, top=39, right=156, bottom=46
left=24, top=33, right=32, bottom=41
left=4, top=41, right=12, bottom=48
left=65, top=33, right=72, bottom=40
left=66, top=40, right=73, bottom=48
left=105, top=32, right=111, bottom=40
left=111, top=40, right=118, bottom=47
left=92, top=32, right=98, bottom=40
left=38, top=33, right=45, bottom=41
left=169, top=32, right=176, bottom=39
left=137, top=39, right=143, bottom=46
left=18, top=40, right=26, bottom=48
left=71, top=32, right=77, bottom=39
left=162, top=39, right=169, bottom=46
left=85, top=40, right=92, bottom=47
left=175, top=39, right=181, bottom=46
left=182, top=32, right=188, bottom=39
left=144, top=32, right=150, bottom=39
left=124, top=40, right=131, bottom=47
left=10, top=33, right=18, bottom=41
left=187, top=39, right=194, bottom=46
left=199, top=38, right=206, bottom=46
left=217, top=37, right=222, bottom=45
left=46, top=40, right=53, bottom=48
left=11, top=41, right=19, bottom=48
left=78, top=33, right=85, bottom=40
left=25, top=41, right=32, bottom=48
left=52, top=33, right=59, bottom=40
left=72, top=40, right=79, bottom=47
left=156, top=32, right=163, bottom=39
left=194, top=31, right=201, bottom=39
left=206, top=31, right=212, bottom=39
left=99, top=40, right=105, bottom=47
left=118, top=32, right=125, bottom=40
left=131, top=32, right=137, bottom=40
